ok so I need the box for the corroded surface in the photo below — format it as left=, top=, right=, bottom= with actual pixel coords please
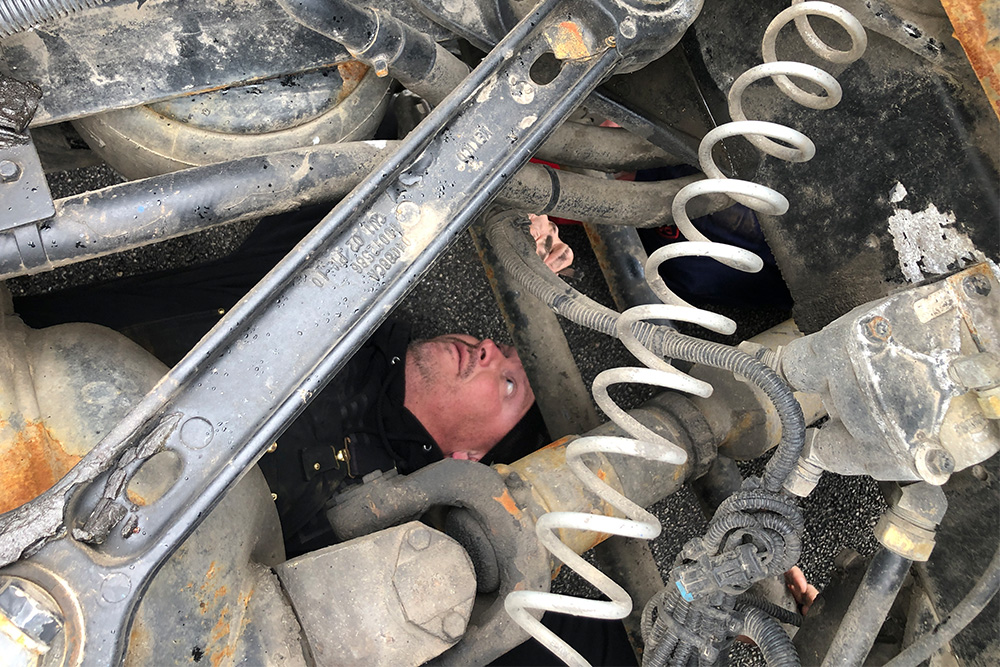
left=0, top=420, right=80, bottom=515
left=941, top=0, right=1000, bottom=119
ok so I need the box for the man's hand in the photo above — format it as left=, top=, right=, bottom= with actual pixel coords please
left=528, top=213, right=574, bottom=273
left=784, top=566, right=819, bottom=615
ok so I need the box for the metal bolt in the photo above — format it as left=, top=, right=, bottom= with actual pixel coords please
left=313, top=462, right=321, bottom=471
left=963, top=274, right=991, bottom=298
left=0, top=580, right=62, bottom=652
left=407, top=526, right=431, bottom=551
left=924, top=449, right=954, bottom=476
left=372, top=57, right=389, bottom=78
left=914, top=445, right=955, bottom=485
left=266, top=442, right=278, bottom=453
left=442, top=611, right=466, bottom=640
left=863, top=315, right=891, bottom=342
left=619, top=16, right=637, bottom=39
left=441, top=0, right=462, bottom=13
left=0, top=160, right=21, bottom=183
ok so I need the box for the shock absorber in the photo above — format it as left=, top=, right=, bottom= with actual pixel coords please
left=498, top=2, right=867, bottom=666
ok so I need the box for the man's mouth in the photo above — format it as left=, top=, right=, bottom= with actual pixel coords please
left=453, top=340, right=466, bottom=376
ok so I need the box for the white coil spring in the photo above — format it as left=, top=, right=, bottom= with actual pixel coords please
left=504, top=3, right=866, bottom=666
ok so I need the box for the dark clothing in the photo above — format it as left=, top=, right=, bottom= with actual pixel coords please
left=14, top=204, right=332, bottom=366
left=633, top=166, right=793, bottom=309
left=256, top=320, right=443, bottom=554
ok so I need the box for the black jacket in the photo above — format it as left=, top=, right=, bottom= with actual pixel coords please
left=256, top=320, right=443, bottom=554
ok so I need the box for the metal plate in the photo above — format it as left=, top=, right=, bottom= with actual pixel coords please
left=0, top=0, right=351, bottom=126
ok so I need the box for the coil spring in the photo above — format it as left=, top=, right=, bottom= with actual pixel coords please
left=505, top=3, right=866, bottom=666
left=0, top=0, right=110, bottom=38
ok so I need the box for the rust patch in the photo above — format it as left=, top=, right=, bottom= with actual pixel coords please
left=126, top=488, right=149, bottom=507
left=542, top=435, right=573, bottom=451
left=545, top=22, right=592, bottom=60
left=0, top=420, right=81, bottom=514
left=237, top=587, right=256, bottom=636
left=597, top=468, right=608, bottom=483
left=941, top=0, right=1000, bottom=120
left=210, top=607, right=230, bottom=644
left=336, top=61, right=370, bottom=102
left=494, top=489, right=523, bottom=520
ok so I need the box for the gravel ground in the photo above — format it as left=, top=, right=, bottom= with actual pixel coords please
left=15, top=155, right=991, bottom=666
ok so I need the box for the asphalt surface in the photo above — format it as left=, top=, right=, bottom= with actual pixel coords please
left=14, top=156, right=995, bottom=666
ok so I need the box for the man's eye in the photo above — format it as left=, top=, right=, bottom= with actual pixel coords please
left=505, top=378, right=516, bottom=396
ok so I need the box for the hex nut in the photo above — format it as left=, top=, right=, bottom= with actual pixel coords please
left=913, top=444, right=954, bottom=485
left=887, top=482, right=948, bottom=528
left=393, top=528, right=476, bottom=643
left=407, top=527, right=431, bottom=551
left=877, top=483, right=947, bottom=561
left=863, top=315, right=891, bottom=342
left=442, top=611, right=466, bottom=641
left=0, top=160, right=21, bottom=183
left=0, top=579, right=62, bottom=652
left=963, top=274, right=992, bottom=298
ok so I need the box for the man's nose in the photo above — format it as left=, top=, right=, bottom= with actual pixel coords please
left=475, top=339, right=502, bottom=367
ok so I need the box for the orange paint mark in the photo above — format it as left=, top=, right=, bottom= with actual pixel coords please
left=941, top=0, right=1000, bottom=119
left=0, top=420, right=81, bottom=514
left=494, top=489, right=523, bottom=520
left=546, top=22, right=591, bottom=60
left=597, top=469, right=607, bottom=482
left=336, top=61, right=370, bottom=102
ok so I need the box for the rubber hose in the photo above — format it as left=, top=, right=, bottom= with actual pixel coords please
left=641, top=589, right=669, bottom=640
left=741, top=607, right=800, bottom=667
left=703, top=513, right=759, bottom=550
left=736, top=593, right=803, bottom=627
left=483, top=209, right=806, bottom=491
left=643, top=591, right=688, bottom=667
left=884, top=540, right=1000, bottom=667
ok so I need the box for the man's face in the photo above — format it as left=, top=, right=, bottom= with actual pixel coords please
left=403, top=335, right=535, bottom=461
